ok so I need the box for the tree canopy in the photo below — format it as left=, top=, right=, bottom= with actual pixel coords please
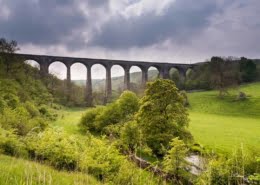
left=136, top=79, right=192, bottom=156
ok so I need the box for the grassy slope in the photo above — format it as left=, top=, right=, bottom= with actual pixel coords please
left=0, top=155, right=100, bottom=185
left=188, top=82, right=260, bottom=153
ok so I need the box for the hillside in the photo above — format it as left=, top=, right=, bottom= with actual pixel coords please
left=188, top=82, right=260, bottom=153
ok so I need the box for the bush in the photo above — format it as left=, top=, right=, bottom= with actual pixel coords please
left=120, top=121, right=143, bottom=152
left=79, top=91, right=139, bottom=135
left=116, top=91, right=139, bottom=118
left=197, top=147, right=260, bottom=185
left=163, top=137, right=189, bottom=178
left=79, top=106, right=105, bottom=133
left=0, top=127, right=27, bottom=157
left=111, top=160, right=162, bottom=185
left=80, top=137, right=124, bottom=180
left=3, top=93, right=19, bottom=109
left=25, top=128, right=82, bottom=170
left=0, top=107, right=48, bottom=136
left=24, top=101, right=40, bottom=118
left=180, top=90, right=190, bottom=107
left=237, top=91, right=247, bottom=101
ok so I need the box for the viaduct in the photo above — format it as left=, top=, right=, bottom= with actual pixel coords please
left=11, top=53, right=196, bottom=106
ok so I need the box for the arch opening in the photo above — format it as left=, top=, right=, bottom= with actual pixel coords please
left=69, top=63, right=87, bottom=106
left=186, top=68, right=194, bottom=80
left=148, top=66, right=159, bottom=81
left=129, top=66, right=142, bottom=94
left=91, top=64, right=106, bottom=105
left=71, top=63, right=87, bottom=85
left=48, top=61, right=67, bottom=80
left=111, top=65, right=125, bottom=98
left=24, top=60, right=40, bottom=70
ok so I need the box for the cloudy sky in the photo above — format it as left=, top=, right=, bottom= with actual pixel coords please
left=1, top=0, right=260, bottom=79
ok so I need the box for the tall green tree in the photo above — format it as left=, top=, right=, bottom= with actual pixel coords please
left=136, top=79, right=192, bottom=156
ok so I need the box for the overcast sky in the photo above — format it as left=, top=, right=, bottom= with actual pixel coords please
left=1, top=0, right=260, bottom=79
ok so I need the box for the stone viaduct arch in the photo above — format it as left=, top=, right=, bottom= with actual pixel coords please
left=11, top=53, right=195, bottom=106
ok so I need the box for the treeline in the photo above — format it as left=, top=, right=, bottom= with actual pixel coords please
left=182, top=56, right=260, bottom=92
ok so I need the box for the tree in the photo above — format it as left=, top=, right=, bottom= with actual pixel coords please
left=136, top=79, right=192, bottom=156
left=0, top=38, right=19, bottom=53
left=209, top=56, right=240, bottom=97
left=240, top=57, right=257, bottom=82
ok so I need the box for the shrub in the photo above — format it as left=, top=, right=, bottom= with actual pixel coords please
left=24, top=101, right=40, bottom=118
left=3, top=93, right=19, bottom=109
left=111, top=160, right=162, bottom=185
left=80, top=137, right=124, bottom=180
left=79, top=106, right=105, bottom=133
left=120, top=121, right=143, bottom=152
left=95, top=103, right=122, bottom=131
left=26, top=128, right=82, bottom=170
left=163, top=137, right=189, bottom=178
left=116, top=91, right=139, bottom=118
left=197, top=148, right=260, bottom=185
left=0, top=97, right=6, bottom=113
left=38, top=106, right=48, bottom=115
left=0, top=127, right=27, bottom=157
left=237, top=91, right=247, bottom=101
left=0, top=107, right=48, bottom=136
left=79, top=91, right=139, bottom=135
left=180, top=90, right=190, bottom=107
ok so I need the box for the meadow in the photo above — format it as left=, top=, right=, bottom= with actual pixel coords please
left=188, top=82, right=260, bottom=153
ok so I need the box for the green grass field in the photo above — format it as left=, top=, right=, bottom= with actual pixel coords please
left=52, top=107, right=86, bottom=135
left=0, top=155, right=100, bottom=185
left=188, top=82, right=260, bottom=153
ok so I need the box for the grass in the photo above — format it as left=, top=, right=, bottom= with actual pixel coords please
left=188, top=82, right=260, bottom=153
left=0, top=155, right=100, bottom=185
left=52, top=107, right=86, bottom=134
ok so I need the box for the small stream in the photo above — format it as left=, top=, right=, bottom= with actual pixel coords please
left=186, top=155, right=206, bottom=175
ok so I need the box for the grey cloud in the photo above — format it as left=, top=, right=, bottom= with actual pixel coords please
left=90, top=0, right=219, bottom=49
left=87, top=0, right=108, bottom=7
left=0, top=0, right=87, bottom=46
